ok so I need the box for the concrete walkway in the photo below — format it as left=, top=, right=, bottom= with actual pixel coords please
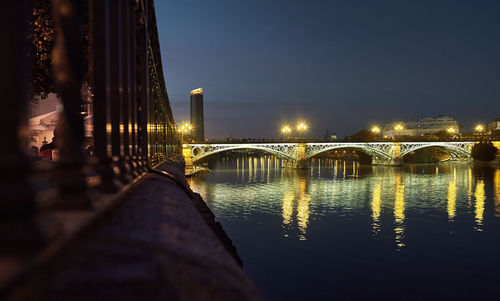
left=9, top=162, right=259, bottom=300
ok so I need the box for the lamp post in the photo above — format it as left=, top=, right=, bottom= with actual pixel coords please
left=447, top=127, right=456, bottom=140
left=393, top=123, right=404, bottom=140
left=281, top=125, right=291, bottom=141
left=297, top=122, right=308, bottom=141
left=177, top=122, right=192, bottom=144
left=475, top=124, right=485, bottom=141
left=371, top=126, right=380, bottom=141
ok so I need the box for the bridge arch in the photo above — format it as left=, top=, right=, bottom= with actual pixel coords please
left=399, top=142, right=472, bottom=159
left=306, top=143, right=393, bottom=162
left=190, top=144, right=297, bottom=163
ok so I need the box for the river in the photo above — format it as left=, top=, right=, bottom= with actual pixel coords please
left=188, top=156, right=500, bottom=300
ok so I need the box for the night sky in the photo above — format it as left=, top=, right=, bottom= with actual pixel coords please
left=154, top=0, right=500, bottom=139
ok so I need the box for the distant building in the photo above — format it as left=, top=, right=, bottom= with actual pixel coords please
left=323, top=130, right=337, bottom=141
left=487, top=118, right=500, bottom=134
left=384, top=116, right=459, bottom=138
left=190, top=88, right=204, bottom=142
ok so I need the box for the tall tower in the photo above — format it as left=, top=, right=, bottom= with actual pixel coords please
left=190, top=88, right=204, bottom=142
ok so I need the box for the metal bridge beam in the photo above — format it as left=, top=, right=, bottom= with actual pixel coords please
left=184, top=141, right=475, bottom=168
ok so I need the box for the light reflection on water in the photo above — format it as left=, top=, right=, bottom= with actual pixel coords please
left=371, top=182, right=382, bottom=235
left=447, top=168, right=456, bottom=221
left=394, top=172, right=405, bottom=249
left=496, top=169, right=500, bottom=216
left=188, top=156, right=500, bottom=300
left=475, top=180, right=485, bottom=231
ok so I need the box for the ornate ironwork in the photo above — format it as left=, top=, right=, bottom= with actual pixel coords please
left=306, top=142, right=394, bottom=160
left=190, top=143, right=297, bottom=162
left=399, top=142, right=473, bottom=158
left=189, top=141, right=475, bottom=163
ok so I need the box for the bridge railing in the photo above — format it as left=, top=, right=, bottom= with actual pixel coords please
left=0, top=0, right=179, bottom=286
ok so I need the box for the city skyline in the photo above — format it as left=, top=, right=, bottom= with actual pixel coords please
left=155, top=0, right=500, bottom=138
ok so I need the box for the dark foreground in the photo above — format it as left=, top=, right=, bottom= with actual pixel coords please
left=4, top=162, right=259, bottom=301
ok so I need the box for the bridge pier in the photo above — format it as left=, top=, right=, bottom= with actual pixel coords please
left=492, top=142, right=500, bottom=165
left=371, top=142, right=403, bottom=165
left=183, top=144, right=194, bottom=172
left=391, top=143, right=403, bottom=166
left=295, top=143, right=309, bottom=169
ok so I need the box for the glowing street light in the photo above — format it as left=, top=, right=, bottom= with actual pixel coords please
left=281, top=125, right=291, bottom=134
left=177, top=122, right=193, bottom=143
left=297, top=122, right=308, bottom=131
left=394, top=124, right=404, bottom=131
left=177, top=122, right=192, bottom=133
left=371, top=126, right=381, bottom=134
left=281, top=125, right=292, bottom=140
left=447, top=127, right=456, bottom=134
left=475, top=124, right=484, bottom=132
left=297, top=121, right=308, bottom=140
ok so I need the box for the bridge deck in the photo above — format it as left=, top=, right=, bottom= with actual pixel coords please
left=188, top=141, right=476, bottom=164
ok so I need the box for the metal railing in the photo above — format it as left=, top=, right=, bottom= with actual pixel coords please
left=0, top=0, right=179, bottom=286
left=89, top=0, right=178, bottom=190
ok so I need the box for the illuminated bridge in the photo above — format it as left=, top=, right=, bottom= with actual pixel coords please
left=184, top=141, right=476, bottom=168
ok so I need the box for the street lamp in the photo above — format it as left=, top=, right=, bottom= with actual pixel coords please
left=394, top=124, right=404, bottom=131
left=447, top=127, right=456, bottom=140
left=371, top=126, right=381, bottom=141
left=297, top=121, right=308, bottom=140
left=392, top=123, right=404, bottom=141
left=475, top=124, right=484, bottom=132
left=281, top=125, right=291, bottom=140
left=177, top=122, right=192, bottom=143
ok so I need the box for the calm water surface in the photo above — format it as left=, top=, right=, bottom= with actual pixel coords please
left=188, top=156, right=500, bottom=300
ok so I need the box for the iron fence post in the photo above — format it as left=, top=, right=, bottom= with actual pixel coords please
left=51, top=0, right=89, bottom=208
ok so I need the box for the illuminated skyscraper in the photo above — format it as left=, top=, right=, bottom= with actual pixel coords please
left=190, top=88, right=204, bottom=142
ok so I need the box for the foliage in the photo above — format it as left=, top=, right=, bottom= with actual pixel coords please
left=28, top=1, right=89, bottom=101
left=29, top=0, right=57, bottom=100
left=433, top=130, right=455, bottom=141
left=344, top=129, right=378, bottom=142
left=471, top=142, right=498, bottom=162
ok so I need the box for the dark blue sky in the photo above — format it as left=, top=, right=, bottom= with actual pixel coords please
left=155, top=0, right=500, bottom=139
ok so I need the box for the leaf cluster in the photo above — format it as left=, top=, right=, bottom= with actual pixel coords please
left=343, top=129, right=378, bottom=142
left=27, top=0, right=89, bottom=102
left=471, top=142, right=498, bottom=161
left=28, top=0, right=57, bottom=100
